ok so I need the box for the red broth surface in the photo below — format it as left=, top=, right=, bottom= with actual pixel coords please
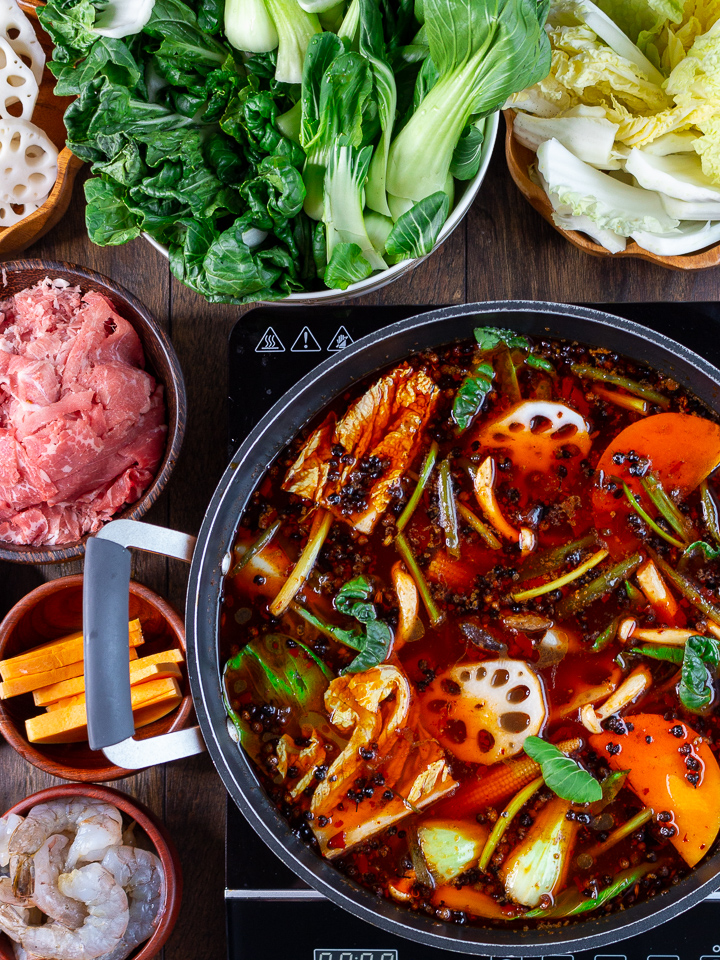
left=220, top=330, right=720, bottom=927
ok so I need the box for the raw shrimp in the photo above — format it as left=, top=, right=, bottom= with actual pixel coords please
left=33, top=835, right=87, bottom=928
left=0, top=862, right=129, bottom=960
left=0, top=815, right=23, bottom=867
left=97, top=846, right=163, bottom=960
left=8, top=799, right=122, bottom=871
left=0, top=878, right=29, bottom=908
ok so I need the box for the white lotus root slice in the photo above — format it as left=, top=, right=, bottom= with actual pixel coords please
left=0, top=1, right=45, bottom=85
left=423, top=659, right=546, bottom=765
left=0, top=34, right=37, bottom=121
left=475, top=400, right=592, bottom=471
left=0, top=195, right=38, bottom=226
left=0, top=119, right=58, bottom=205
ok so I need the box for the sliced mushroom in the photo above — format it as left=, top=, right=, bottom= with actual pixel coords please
left=419, top=659, right=547, bottom=765
left=473, top=457, right=520, bottom=542
left=475, top=400, right=592, bottom=472
left=580, top=666, right=652, bottom=733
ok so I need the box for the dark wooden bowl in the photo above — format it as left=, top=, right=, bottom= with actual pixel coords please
left=0, top=260, right=186, bottom=563
left=0, top=2, right=84, bottom=255
left=0, top=782, right=183, bottom=960
left=504, top=109, right=720, bottom=271
left=0, top=574, right=193, bottom=781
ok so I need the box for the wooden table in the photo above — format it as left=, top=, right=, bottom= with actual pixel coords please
left=1, top=125, right=719, bottom=960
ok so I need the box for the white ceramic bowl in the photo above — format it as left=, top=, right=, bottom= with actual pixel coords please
left=144, top=112, right=499, bottom=304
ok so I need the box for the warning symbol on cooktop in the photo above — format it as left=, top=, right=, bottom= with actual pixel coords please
left=291, top=327, right=321, bottom=352
left=255, top=327, right=285, bottom=352
left=327, top=326, right=353, bottom=352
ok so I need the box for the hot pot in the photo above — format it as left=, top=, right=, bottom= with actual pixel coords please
left=82, top=301, right=720, bottom=955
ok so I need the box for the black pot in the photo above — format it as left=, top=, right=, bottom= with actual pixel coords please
left=84, top=301, right=720, bottom=956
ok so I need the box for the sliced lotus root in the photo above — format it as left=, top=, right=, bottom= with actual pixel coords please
left=0, top=34, right=36, bottom=121
left=474, top=400, right=591, bottom=472
left=0, top=119, right=57, bottom=205
left=0, top=1, right=45, bottom=85
left=0, top=195, right=39, bottom=226
left=419, top=658, right=546, bottom=765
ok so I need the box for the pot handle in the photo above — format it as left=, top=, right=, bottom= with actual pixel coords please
left=83, top=519, right=206, bottom=767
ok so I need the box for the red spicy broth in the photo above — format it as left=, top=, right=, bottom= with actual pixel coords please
left=220, top=329, right=720, bottom=928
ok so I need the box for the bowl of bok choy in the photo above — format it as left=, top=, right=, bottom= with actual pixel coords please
left=504, top=0, right=720, bottom=269
left=37, top=0, right=551, bottom=302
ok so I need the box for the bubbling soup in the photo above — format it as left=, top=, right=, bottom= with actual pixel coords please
left=220, top=326, right=720, bottom=926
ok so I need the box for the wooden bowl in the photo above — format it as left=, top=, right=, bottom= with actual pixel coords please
left=0, top=1, right=83, bottom=256
left=0, top=260, right=186, bottom=564
left=504, top=109, right=720, bottom=271
left=0, top=782, right=183, bottom=960
left=0, top=574, right=193, bottom=781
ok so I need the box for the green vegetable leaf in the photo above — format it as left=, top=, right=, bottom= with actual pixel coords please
left=630, top=644, right=684, bottom=664
left=452, top=360, right=494, bottom=431
left=679, top=635, right=720, bottom=714
left=384, top=191, right=449, bottom=264
left=324, top=242, right=373, bottom=290
left=450, top=120, right=485, bottom=180
left=84, top=179, right=141, bottom=245
left=332, top=576, right=394, bottom=673
left=524, top=736, right=602, bottom=803
left=526, top=354, right=555, bottom=373
left=474, top=326, right=530, bottom=352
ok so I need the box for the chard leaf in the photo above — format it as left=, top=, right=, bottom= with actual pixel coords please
left=324, top=242, right=373, bottom=290
left=452, top=361, right=494, bottom=431
left=679, top=635, right=720, bottom=714
left=524, top=736, right=602, bottom=803
left=384, top=191, right=449, bottom=264
left=474, top=326, right=530, bottom=352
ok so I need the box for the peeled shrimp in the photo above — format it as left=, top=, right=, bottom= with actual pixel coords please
left=33, top=835, right=87, bottom=929
left=97, top=846, right=163, bottom=960
left=0, top=862, right=129, bottom=960
left=9, top=799, right=122, bottom=871
left=0, top=815, right=23, bottom=867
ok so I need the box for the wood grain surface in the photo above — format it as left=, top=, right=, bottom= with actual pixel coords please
left=1, top=120, right=719, bottom=960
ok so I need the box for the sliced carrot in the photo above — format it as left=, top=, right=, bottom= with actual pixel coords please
left=590, top=713, right=720, bottom=868
left=593, top=414, right=720, bottom=553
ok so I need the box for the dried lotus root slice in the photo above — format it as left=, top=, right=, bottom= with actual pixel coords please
left=0, top=1, right=45, bottom=85
left=0, top=195, right=39, bottom=226
left=0, top=120, right=57, bottom=205
left=0, top=34, right=36, bottom=121
left=474, top=400, right=591, bottom=472
left=420, top=658, right=546, bottom=765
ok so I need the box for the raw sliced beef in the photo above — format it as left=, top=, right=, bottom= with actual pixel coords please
left=0, top=278, right=167, bottom=546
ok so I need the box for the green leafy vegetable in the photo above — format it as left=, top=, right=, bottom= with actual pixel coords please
left=682, top=541, right=720, bottom=562
left=679, top=635, right=720, bottom=714
left=524, top=736, right=602, bottom=803
left=526, top=354, right=555, bottom=373
left=384, top=192, right=449, bottom=264
left=630, top=644, right=684, bottom=664
left=324, top=242, right=373, bottom=290
left=475, top=326, right=530, bottom=352
left=333, top=576, right=394, bottom=673
left=452, top=361, right=494, bottom=431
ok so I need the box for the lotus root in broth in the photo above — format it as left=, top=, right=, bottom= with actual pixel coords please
left=221, top=328, right=720, bottom=926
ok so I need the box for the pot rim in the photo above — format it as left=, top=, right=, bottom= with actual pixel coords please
left=187, top=300, right=720, bottom=954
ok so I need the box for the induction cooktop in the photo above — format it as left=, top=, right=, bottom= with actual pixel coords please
left=225, top=301, right=720, bottom=960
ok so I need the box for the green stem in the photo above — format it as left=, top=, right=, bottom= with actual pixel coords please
left=231, top=519, right=282, bottom=577
left=526, top=861, right=657, bottom=919
left=456, top=502, right=501, bottom=550
left=701, top=481, right=720, bottom=546
left=591, top=617, right=619, bottom=653
left=269, top=511, right=332, bottom=618
left=478, top=776, right=543, bottom=872
left=516, top=534, right=598, bottom=583
left=641, top=472, right=695, bottom=543
left=620, top=481, right=685, bottom=549
left=556, top=552, right=643, bottom=619
left=438, top=460, right=460, bottom=558
left=585, top=807, right=654, bottom=860
left=511, top=549, right=608, bottom=603
left=396, top=442, right=438, bottom=533
left=629, top=644, right=684, bottom=664
left=570, top=364, right=670, bottom=408
left=395, top=533, right=443, bottom=627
